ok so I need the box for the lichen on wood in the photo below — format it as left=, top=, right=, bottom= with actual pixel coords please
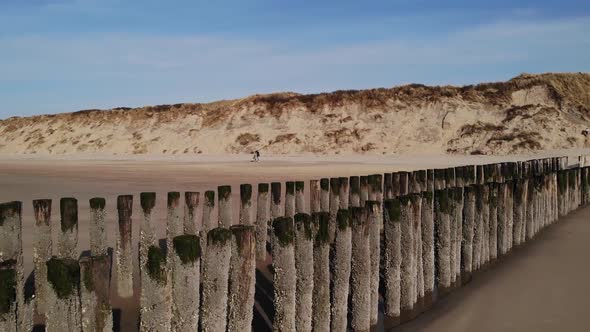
left=173, top=234, right=201, bottom=265
left=46, top=257, right=80, bottom=299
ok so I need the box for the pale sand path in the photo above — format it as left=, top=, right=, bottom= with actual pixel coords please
left=397, top=205, right=590, bottom=332
left=0, top=150, right=588, bottom=331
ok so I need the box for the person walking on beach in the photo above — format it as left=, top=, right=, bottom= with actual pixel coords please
left=252, top=150, right=260, bottom=162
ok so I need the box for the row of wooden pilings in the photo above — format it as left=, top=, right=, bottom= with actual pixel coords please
left=0, top=156, right=589, bottom=331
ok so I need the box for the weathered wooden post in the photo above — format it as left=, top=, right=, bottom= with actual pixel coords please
left=339, top=177, right=349, bottom=209
left=272, top=216, right=296, bottom=332
left=329, top=178, right=340, bottom=243
left=33, top=199, right=52, bottom=311
left=360, top=176, right=369, bottom=206
left=310, top=180, right=321, bottom=213
left=349, top=176, right=361, bottom=207
left=331, top=209, right=352, bottom=331
left=293, top=213, right=313, bottom=332
left=256, top=183, right=270, bottom=260
left=184, top=192, right=200, bottom=235
left=82, top=198, right=112, bottom=332
left=446, top=168, right=456, bottom=188
left=481, top=185, right=490, bottom=267
left=285, top=182, right=296, bottom=218
left=240, top=184, right=253, bottom=225
left=350, top=206, right=370, bottom=332
left=46, top=198, right=82, bottom=331
left=227, top=225, right=256, bottom=332
left=513, top=178, right=525, bottom=248
left=434, top=169, right=445, bottom=190
left=367, top=200, right=380, bottom=325
left=312, top=212, right=330, bottom=332
left=408, top=172, right=418, bottom=194
left=418, top=170, right=428, bottom=194
left=271, top=182, right=282, bottom=220
left=320, top=178, right=330, bottom=212
left=201, top=227, right=232, bottom=332
left=295, top=181, right=305, bottom=214
left=452, top=186, right=463, bottom=283
left=383, top=199, right=401, bottom=324
left=392, top=172, right=401, bottom=198
left=400, top=195, right=415, bottom=321
left=410, top=193, right=424, bottom=310
left=400, top=172, right=410, bottom=195
left=167, top=192, right=182, bottom=262
left=488, top=183, right=499, bottom=262
left=497, top=181, right=508, bottom=257
left=421, top=190, right=435, bottom=308
left=170, top=191, right=201, bottom=332
left=462, top=186, right=476, bottom=283
left=434, top=190, right=451, bottom=295
left=0, top=201, right=30, bottom=332
left=219, top=185, right=233, bottom=227
left=202, top=190, right=215, bottom=232
left=448, top=189, right=457, bottom=288
left=384, top=173, right=394, bottom=199
left=139, top=192, right=171, bottom=332
left=116, top=197, right=134, bottom=296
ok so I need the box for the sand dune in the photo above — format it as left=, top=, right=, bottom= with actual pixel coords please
left=1, top=73, right=590, bottom=156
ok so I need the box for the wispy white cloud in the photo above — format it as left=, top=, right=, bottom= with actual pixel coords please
left=0, top=15, right=589, bottom=116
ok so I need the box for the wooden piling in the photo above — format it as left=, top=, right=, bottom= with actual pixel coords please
left=271, top=182, right=282, bottom=220
left=256, top=183, right=270, bottom=260
left=331, top=209, right=352, bottom=332
left=461, top=186, right=476, bottom=282
left=218, top=185, right=233, bottom=227
left=349, top=176, right=361, bottom=207
left=201, top=227, right=232, bottom=332
left=367, top=200, right=380, bottom=325
left=184, top=192, right=200, bottom=235
left=240, top=184, right=253, bottom=225
left=383, top=199, right=402, bottom=323
left=310, top=180, right=321, bottom=213
left=295, top=181, right=305, bottom=214
left=294, top=213, right=313, bottom=332
left=33, top=199, right=52, bottom=311
left=312, top=212, right=330, bottom=332
left=350, top=206, right=371, bottom=332
left=339, top=177, right=349, bottom=209
left=272, top=217, right=296, bottom=332
left=228, top=225, right=256, bottom=332
left=285, top=182, right=296, bottom=218
left=420, top=191, right=435, bottom=307
left=202, top=190, right=215, bottom=232
left=434, top=190, right=451, bottom=295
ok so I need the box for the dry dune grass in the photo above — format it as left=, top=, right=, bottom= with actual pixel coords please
left=1, top=72, right=589, bottom=156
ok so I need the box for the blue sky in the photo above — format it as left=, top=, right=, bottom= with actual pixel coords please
left=1, top=0, right=589, bottom=118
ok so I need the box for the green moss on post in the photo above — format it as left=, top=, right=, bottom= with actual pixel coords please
left=350, top=177, right=360, bottom=195
left=89, top=197, right=106, bottom=210
left=320, top=178, right=329, bottom=191
left=173, top=234, right=201, bottom=265
left=296, top=181, right=305, bottom=192
left=349, top=207, right=366, bottom=226
left=218, top=186, right=232, bottom=200
left=258, top=183, right=269, bottom=193
left=46, top=257, right=80, bottom=299
left=330, top=178, right=340, bottom=195
left=82, top=262, right=94, bottom=292
left=273, top=216, right=294, bottom=247
left=271, top=182, right=282, bottom=205
left=384, top=199, right=401, bottom=222
left=207, top=227, right=233, bottom=245
left=435, top=189, right=450, bottom=214
left=146, top=245, right=167, bottom=284
left=313, top=212, right=330, bottom=244
left=140, top=192, right=156, bottom=214
left=240, top=184, right=252, bottom=205
left=60, top=198, right=78, bottom=232
left=0, top=201, right=21, bottom=226
left=205, top=191, right=215, bottom=206
left=0, top=261, right=16, bottom=314
left=286, top=182, right=295, bottom=195
left=336, top=209, right=350, bottom=230
left=167, top=192, right=180, bottom=205
left=294, top=213, right=313, bottom=240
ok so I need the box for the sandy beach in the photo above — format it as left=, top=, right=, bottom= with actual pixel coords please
left=1, top=151, right=588, bottom=331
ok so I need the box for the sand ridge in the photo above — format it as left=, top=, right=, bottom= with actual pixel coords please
left=1, top=73, right=590, bottom=156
